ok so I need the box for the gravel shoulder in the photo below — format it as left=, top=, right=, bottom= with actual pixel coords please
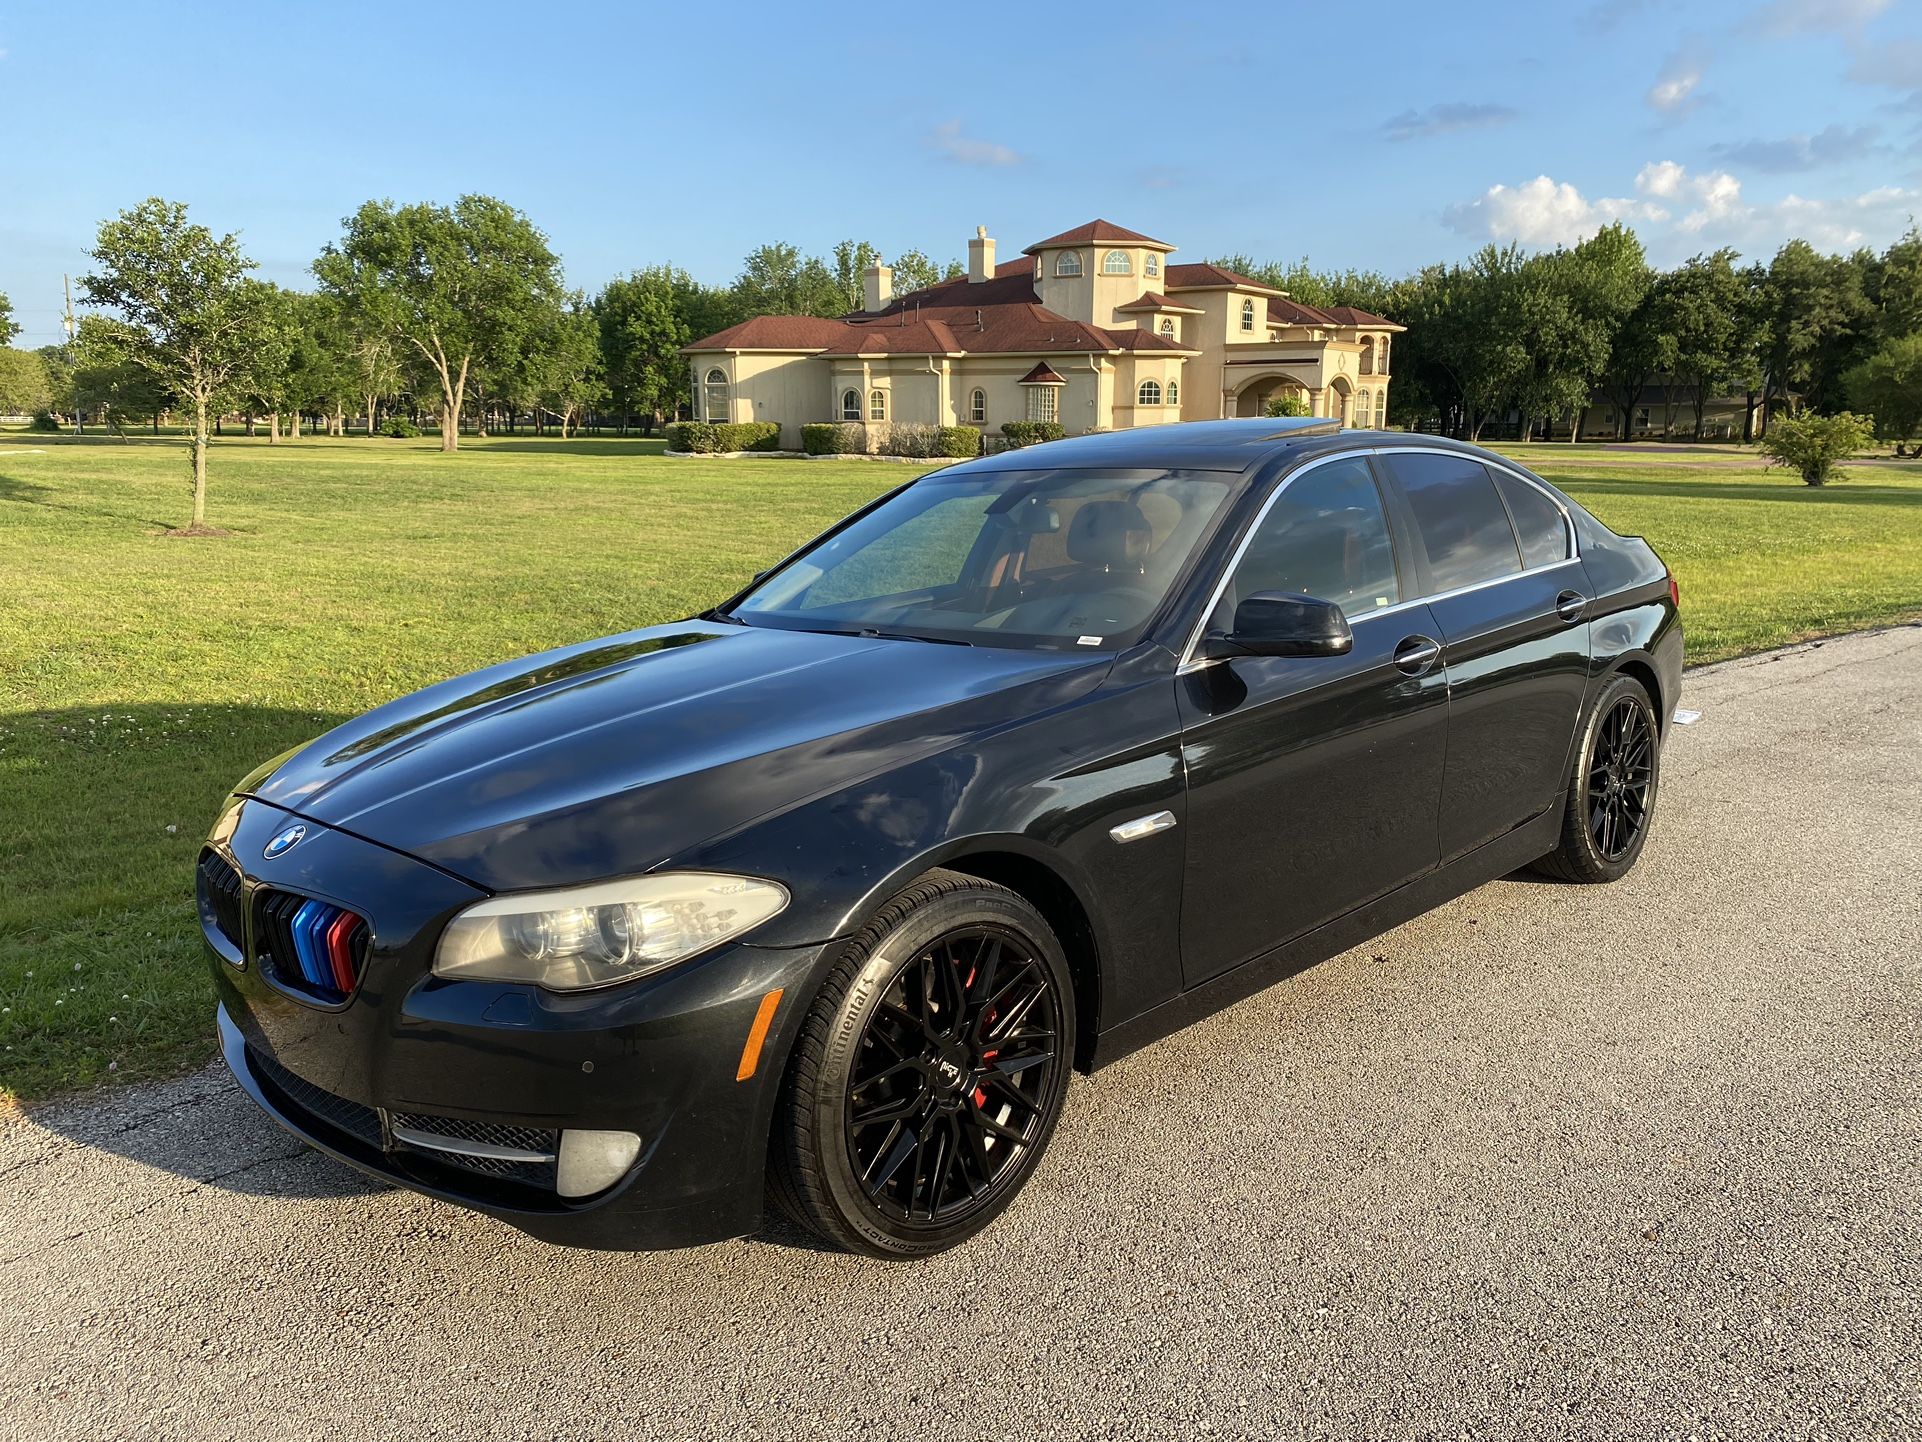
left=3, top=627, right=1918, bottom=1440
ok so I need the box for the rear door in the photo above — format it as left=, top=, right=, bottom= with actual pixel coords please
left=1374, top=450, right=1592, bottom=862
left=1176, top=453, right=1449, bottom=987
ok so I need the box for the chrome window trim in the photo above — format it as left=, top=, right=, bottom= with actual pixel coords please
left=1174, top=445, right=1582, bottom=674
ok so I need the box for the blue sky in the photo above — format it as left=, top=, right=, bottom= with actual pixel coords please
left=3, top=0, right=1919, bottom=348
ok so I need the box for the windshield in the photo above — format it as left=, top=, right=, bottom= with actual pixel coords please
left=726, top=467, right=1241, bottom=650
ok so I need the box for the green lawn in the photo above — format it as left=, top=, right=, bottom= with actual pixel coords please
left=2, top=432, right=1918, bottom=1107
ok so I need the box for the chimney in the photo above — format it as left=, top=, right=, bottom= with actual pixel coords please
left=968, top=226, right=996, bottom=284
left=862, top=262, right=893, bottom=314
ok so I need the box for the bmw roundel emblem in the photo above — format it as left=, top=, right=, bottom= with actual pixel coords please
left=263, top=824, right=307, bottom=860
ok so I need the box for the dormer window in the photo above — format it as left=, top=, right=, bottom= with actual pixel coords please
left=1055, top=251, right=1083, bottom=277
left=1144, top=254, right=1160, bottom=277
left=1240, top=299, right=1255, bottom=333
left=1102, top=250, right=1132, bottom=275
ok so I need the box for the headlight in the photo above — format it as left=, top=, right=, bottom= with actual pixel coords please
left=433, top=872, right=789, bottom=991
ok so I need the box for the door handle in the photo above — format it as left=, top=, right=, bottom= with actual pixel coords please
left=1556, top=590, right=1588, bottom=623
left=1393, top=635, right=1441, bottom=676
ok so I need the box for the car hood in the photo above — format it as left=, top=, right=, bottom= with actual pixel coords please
left=246, top=621, right=1108, bottom=893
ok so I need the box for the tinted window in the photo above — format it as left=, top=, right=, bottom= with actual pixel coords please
left=1494, top=470, right=1571, bottom=569
left=1215, top=457, right=1399, bottom=626
left=1384, top=453, right=1522, bottom=594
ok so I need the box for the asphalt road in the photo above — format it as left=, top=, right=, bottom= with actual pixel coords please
left=4, top=627, right=1918, bottom=1440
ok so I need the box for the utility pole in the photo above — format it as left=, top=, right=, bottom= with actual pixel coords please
left=62, top=275, right=81, bottom=436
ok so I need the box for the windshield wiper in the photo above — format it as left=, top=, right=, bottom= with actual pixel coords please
left=794, top=624, right=973, bottom=647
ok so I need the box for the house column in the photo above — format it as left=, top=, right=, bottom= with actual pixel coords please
left=1309, top=386, right=1326, bottom=417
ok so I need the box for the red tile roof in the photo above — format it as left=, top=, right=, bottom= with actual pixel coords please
left=1023, top=219, right=1175, bottom=254
left=1113, top=291, right=1205, bottom=314
left=1318, top=304, right=1402, bottom=330
left=1164, top=263, right=1285, bottom=295
left=1018, top=362, right=1068, bottom=386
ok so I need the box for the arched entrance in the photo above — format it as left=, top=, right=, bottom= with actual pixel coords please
left=1326, top=375, right=1353, bottom=426
left=1231, top=371, right=1313, bottom=418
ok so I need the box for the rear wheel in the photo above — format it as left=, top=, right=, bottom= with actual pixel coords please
left=1533, top=673, right=1661, bottom=883
left=769, top=870, right=1074, bottom=1258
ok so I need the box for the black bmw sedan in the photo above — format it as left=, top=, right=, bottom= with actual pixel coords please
left=201, top=419, right=1681, bottom=1257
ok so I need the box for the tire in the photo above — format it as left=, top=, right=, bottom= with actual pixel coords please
left=768, top=868, right=1076, bottom=1258
left=1532, top=673, right=1662, bottom=883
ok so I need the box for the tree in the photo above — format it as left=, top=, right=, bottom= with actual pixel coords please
left=0, top=348, right=52, bottom=415
left=1600, top=280, right=1676, bottom=439
left=1873, top=227, right=1922, bottom=341
left=831, top=240, right=881, bottom=312
left=1663, top=250, right=1746, bottom=439
left=1845, top=333, right=1922, bottom=441
left=236, top=283, right=300, bottom=442
left=595, top=267, right=694, bottom=431
left=0, top=291, right=17, bottom=345
left=1263, top=393, right=1312, bottom=417
left=1758, top=411, right=1876, bottom=485
left=525, top=296, right=605, bottom=438
left=889, top=249, right=961, bottom=296
left=316, top=196, right=565, bottom=452
left=80, top=198, right=275, bottom=530
left=1762, top=240, right=1875, bottom=417
left=70, top=316, right=171, bottom=432
left=733, top=243, right=844, bottom=318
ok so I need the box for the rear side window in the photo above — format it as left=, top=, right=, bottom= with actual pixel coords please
left=1493, top=470, right=1571, bottom=569
left=1383, top=453, right=1522, bottom=594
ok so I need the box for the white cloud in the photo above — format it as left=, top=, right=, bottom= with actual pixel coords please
left=1443, top=176, right=1665, bottom=248
left=926, top=121, right=1022, bottom=168
left=1446, top=161, right=1920, bottom=260
left=1646, top=52, right=1703, bottom=114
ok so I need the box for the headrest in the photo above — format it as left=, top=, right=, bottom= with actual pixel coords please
left=1067, top=499, right=1152, bottom=568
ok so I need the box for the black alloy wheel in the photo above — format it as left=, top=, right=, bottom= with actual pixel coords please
left=845, top=926, right=1060, bottom=1224
left=1588, top=694, right=1654, bottom=861
left=1534, top=673, right=1663, bottom=883
left=770, top=870, right=1075, bottom=1257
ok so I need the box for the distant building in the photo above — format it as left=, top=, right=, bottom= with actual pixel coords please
left=681, top=220, right=1403, bottom=449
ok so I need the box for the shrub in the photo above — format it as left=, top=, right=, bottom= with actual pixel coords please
left=1000, top=421, right=1066, bottom=448
left=802, top=422, right=864, bottom=455
left=1759, top=411, right=1877, bottom=486
left=935, top=425, right=982, bottom=458
left=881, top=423, right=943, bottom=458
left=666, top=420, right=782, bottom=454
left=1264, top=394, right=1312, bottom=418
left=28, top=410, right=63, bottom=432
left=382, top=416, right=422, bottom=438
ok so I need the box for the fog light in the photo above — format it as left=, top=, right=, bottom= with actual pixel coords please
left=556, top=1129, right=642, bottom=1198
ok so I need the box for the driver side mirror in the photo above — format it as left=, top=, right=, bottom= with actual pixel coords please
left=1203, top=591, right=1353, bottom=659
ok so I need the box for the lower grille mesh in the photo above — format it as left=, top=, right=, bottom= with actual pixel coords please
left=247, top=1045, right=382, bottom=1150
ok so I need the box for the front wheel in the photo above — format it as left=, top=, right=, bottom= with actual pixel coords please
left=1532, top=673, right=1662, bottom=883
left=768, top=870, right=1075, bottom=1258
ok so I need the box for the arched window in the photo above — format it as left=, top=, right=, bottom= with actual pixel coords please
left=968, top=388, right=986, bottom=424
left=1138, top=379, right=1162, bottom=406
left=869, top=389, right=887, bottom=421
left=1144, top=254, right=1160, bottom=277
left=1378, top=336, right=1391, bottom=374
left=1240, top=299, right=1255, bottom=333
left=1374, top=393, right=1386, bottom=428
left=1359, top=337, right=1376, bottom=374
left=703, top=367, right=729, bottom=422
left=1055, top=251, right=1083, bottom=277
left=1167, top=378, right=1178, bottom=406
left=1102, top=250, right=1132, bottom=275
left=1356, top=389, right=1371, bottom=427
left=1159, top=318, right=1175, bottom=335
left=840, top=388, right=860, bottom=421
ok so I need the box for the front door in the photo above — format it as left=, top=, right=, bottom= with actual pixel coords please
left=1177, top=454, right=1449, bottom=988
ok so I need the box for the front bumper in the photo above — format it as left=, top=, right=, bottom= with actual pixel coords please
left=205, top=796, right=832, bottom=1250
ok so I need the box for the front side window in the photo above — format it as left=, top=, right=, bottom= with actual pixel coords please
left=1026, top=386, right=1058, bottom=423
left=841, top=388, right=860, bottom=421
left=968, top=388, right=986, bottom=424
left=1372, top=394, right=1385, bottom=428
left=1213, top=457, right=1400, bottom=628
left=1356, top=389, right=1371, bottom=427
left=1493, top=470, right=1571, bottom=568
left=1381, top=452, right=1522, bottom=594
left=1102, top=250, right=1132, bottom=275
left=1138, top=379, right=1161, bottom=406
left=869, top=389, right=887, bottom=421
left=728, top=466, right=1240, bottom=649
left=1145, top=254, right=1160, bottom=277
left=1055, top=251, right=1083, bottom=277
left=1240, top=299, right=1255, bottom=332
left=703, top=367, right=729, bottom=422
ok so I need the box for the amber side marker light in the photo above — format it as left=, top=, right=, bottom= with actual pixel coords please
left=736, top=987, right=785, bottom=1081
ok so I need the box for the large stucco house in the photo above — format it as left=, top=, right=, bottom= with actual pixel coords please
left=681, top=220, right=1402, bottom=449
